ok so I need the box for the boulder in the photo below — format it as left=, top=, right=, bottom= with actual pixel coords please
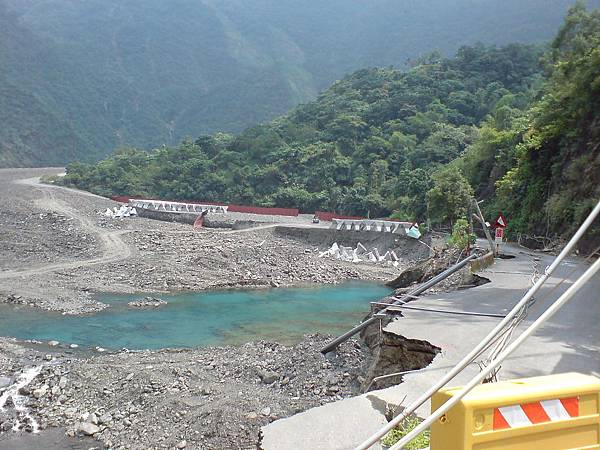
left=257, top=369, right=278, bottom=384
left=77, top=422, right=100, bottom=436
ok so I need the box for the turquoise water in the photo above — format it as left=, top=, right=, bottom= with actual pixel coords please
left=0, top=282, right=390, bottom=350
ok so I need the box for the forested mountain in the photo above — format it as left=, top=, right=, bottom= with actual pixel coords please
left=63, top=43, right=544, bottom=214
left=63, top=4, right=600, bottom=244
left=1, top=0, right=597, bottom=167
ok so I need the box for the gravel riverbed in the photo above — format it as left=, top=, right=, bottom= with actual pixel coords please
left=0, top=168, right=434, bottom=449
left=0, top=335, right=369, bottom=450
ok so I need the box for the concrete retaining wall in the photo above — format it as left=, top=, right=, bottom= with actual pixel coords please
left=470, top=251, right=495, bottom=272
left=136, top=207, right=198, bottom=225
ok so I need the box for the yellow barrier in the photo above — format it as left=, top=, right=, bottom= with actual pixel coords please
left=430, top=373, right=600, bottom=450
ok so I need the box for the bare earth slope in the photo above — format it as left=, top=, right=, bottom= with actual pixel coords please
left=0, top=168, right=414, bottom=449
left=0, top=168, right=403, bottom=314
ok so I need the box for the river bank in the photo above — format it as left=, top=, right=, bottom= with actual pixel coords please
left=0, top=168, right=427, bottom=315
left=0, top=334, right=370, bottom=450
left=0, top=168, right=436, bottom=449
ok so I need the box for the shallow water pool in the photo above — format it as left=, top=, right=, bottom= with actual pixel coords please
left=0, top=282, right=391, bottom=350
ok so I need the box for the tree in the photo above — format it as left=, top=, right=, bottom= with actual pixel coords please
left=427, top=166, right=474, bottom=225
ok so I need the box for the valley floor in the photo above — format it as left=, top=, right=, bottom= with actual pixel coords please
left=0, top=168, right=421, bottom=449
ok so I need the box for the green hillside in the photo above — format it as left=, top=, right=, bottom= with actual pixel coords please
left=63, top=4, right=600, bottom=244
left=61, top=43, right=544, bottom=213
left=1, top=0, right=597, bottom=166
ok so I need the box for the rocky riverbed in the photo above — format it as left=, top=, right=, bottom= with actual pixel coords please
left=0, top=168, right=443, bottom=450
left=0, top=335, right=369, bottom=450
left=0, top=168, right=417, bottom=315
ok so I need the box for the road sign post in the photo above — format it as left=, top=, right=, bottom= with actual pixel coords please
left=493, top=214, right=507, bottom=254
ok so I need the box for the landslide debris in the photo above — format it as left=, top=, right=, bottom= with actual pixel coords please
left=1, top=335, right=368, bottom=450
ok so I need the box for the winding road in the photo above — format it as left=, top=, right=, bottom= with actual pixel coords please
left=0, top=177, right=133, bottom=279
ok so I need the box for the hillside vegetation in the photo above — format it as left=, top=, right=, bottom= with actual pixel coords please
left=64, top=4, right=600, bottom=244
left=1, top=0, right=596, bottom=167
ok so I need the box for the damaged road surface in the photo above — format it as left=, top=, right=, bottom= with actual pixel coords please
left=260, top=247, right=600, bottom=450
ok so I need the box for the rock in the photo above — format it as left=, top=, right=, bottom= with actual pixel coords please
left=33, top=385, right=49, bottom=398
left=48, top=340, right=60, bottom=347
left=18, top=386, right=30, bottom=396
left=77, top=422, right=100, bottom=436
left=1, top=421, right=13, bottom=431
left=0, top=376, right=12, bottom=389
left=246, top=412, right=258, bottom=420
left=128, top=297, right=168, bottom=308
left=257, top=369, right=278, bottom=384
left=58, top=377, right=68, bottom=389
left=177, top=440, right=187, bottom=449
left=260, top=407, right=271, bottom=417
left=69, top=344, right=79, bottom=349
left=200, top=387, right=211, bottom=396
left=87, top=413, right=98, bottom=425
left=44, top=354, right=53, bottom=361
left=98, top=413, right=113, bottom=424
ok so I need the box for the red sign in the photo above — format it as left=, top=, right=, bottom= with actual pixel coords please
left=494, top=214, right=508, bottom=228
left=495, top=227, right=504, bottom=244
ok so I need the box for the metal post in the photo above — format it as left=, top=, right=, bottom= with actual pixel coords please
left=473, top=199, right=495, bottom=256
left=389, top=256, right=600, bottom=450
left=320, top=253, right=478, bottom=354
left=354, top=199, right=600, bottom=450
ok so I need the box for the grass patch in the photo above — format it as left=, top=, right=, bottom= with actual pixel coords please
left=381, top=414, right=430, bottom=449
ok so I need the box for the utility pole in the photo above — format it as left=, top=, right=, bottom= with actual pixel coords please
left=472, top=198, right=496, bottom=256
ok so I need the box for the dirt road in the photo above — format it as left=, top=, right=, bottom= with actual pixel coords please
left=0, top=168, right=404, bottom=314
left=0, top=177, right=133, bottom=279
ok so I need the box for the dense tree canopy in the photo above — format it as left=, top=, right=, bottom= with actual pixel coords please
left=63, top=3, right=600, bottom=246
left=63, top=43, right=543, bottom=221
left=1, top=0, right=595, bottom=167
left=460, top=2, right=600, bottom=242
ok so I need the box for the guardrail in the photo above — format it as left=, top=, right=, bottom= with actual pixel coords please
left=320, top=253, right=478, bottom=354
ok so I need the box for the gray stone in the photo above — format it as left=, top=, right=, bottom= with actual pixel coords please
left=261, top=407, right=271, bottom=417
left=177, top=440, right=187, bottom=449
left=33, top=385, right=49, bottom=398
left=257, top=369, right=278, bottom=384
left=77, top=422, right=100, bottom=436
left=87, top=412, right=98, bottom=425
left=99, top=413, right=113, bottom=424
left=48, top=340, right=60, bottom=347
left=0, top=376, right=12, bottom=389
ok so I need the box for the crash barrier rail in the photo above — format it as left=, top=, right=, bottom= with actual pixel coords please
left=331, top=219, right=415, bottom=234
left=320, top=253, right=478, bottom=354
left=355, top=199, right=600, bottom=449
left=429, top=373, right=600, bottom=450
left=113, top=196, right=298, bottom=217
left=227, top=204, right=299, bottom=216
left=129, top=199, right=228, bottom=214
left=315, top=211, right=364, bottom=222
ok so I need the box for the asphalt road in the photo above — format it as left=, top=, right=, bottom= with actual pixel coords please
left=261, top=243, right=600, bottom=450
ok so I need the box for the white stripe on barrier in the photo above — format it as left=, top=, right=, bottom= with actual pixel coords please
left=540, top=399, right=571, bottom=421
left=497, top=405, right=532, bottom=428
